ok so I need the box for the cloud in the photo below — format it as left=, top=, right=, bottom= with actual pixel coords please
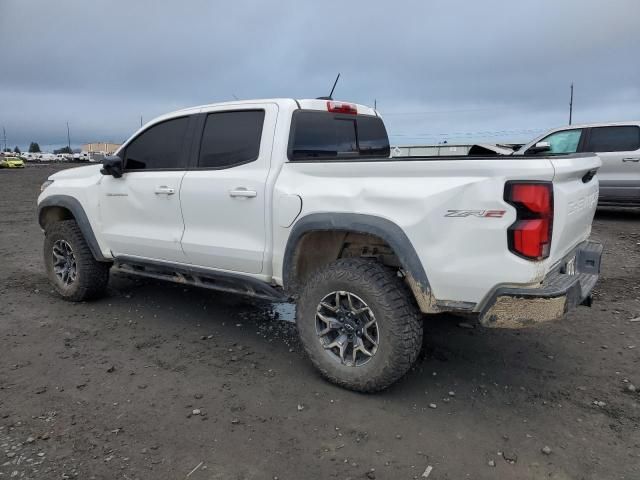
left=1, top=0, right=638, bottom=149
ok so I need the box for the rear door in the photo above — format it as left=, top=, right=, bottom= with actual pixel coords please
left=179, top=104, right=277, bottom=274
left=99, top=116, right=195, bottom=262
left=582, top=125, right=640, bottom=203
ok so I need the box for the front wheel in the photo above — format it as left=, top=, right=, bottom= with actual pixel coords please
left=296, top=258, right=423, bottom=392
left=44, top=220, right=110, bottom=301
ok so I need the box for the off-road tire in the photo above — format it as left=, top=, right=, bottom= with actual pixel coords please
left=297, top=258, right=423, bottom=392
left=44, top=220, right=110, bottom=301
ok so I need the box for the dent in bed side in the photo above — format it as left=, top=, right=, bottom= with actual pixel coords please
left=38, top=195, right=111, bottom=262
left=282, top=212, right=438, bottom=313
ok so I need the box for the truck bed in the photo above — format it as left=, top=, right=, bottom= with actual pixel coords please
left=273, top=152, right=600, bottom=306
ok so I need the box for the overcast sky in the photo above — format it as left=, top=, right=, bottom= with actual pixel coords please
left=1, top=0, right=639, bottom=151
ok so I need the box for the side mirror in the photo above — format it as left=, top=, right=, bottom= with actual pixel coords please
left=526, top=141, right=551, bottom=155
left=101, top=155, right=123, bottom=178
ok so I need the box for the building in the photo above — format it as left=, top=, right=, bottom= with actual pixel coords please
left=391, top=143, right=521, bottom=157
left=81, top=142, right=122, bottom=155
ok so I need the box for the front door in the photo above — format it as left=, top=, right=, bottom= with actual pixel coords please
left=99, top=115, right=194, bottom=262
left=179, top=105, right=277, bottom=274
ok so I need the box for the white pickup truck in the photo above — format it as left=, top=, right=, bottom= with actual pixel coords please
left=37, top=98, right=603, bottom=391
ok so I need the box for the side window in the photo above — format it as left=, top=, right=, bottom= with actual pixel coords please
left=537, top=129, right=583, bottom=154
left=124, top=117, right=189, bottom=170
left=198, top=110, right=265, bottom=168
left=586, top=126, right=640, bottom=152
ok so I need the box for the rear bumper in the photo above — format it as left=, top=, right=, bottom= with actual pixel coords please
left=478, top=240, right=602, bottom=328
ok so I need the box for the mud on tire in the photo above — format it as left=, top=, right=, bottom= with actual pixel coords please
left=296, top=258, right=423, bottom=392
left=44, top=220, right=110, bottom=301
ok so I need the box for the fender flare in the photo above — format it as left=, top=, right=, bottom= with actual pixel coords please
left=282, top=212, right=431, bottom=299
left=38, top=195, right=109, bottom=262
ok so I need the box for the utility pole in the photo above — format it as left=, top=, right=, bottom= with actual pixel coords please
left=569, top=83, right=574, bottom=125
left=66, top=122, right=71, bottom=150
left=2, top=126, right=6, bottom=151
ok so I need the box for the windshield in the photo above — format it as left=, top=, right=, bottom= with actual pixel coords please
left=519, top=128, right=584, bottom=155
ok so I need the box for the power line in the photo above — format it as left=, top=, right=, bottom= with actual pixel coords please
left=388, top=127, right=545, bottom=138
left=381, top=106, right=513, bottom=116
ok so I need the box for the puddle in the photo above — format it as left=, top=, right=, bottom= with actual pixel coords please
left=271, top=302, right=296, bottom=323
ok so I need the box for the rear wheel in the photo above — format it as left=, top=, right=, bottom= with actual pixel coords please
left=44, top=220, right=110, bottom=301
left=297, top=258, right=423, bottom=392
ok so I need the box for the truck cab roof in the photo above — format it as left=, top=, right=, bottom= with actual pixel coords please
left=171, top=98, right=378, bottom=118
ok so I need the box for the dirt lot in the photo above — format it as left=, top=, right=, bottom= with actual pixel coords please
left=1, top=164, right=639, bottom=480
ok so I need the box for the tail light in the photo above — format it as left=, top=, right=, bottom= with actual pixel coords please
left=504, top=182, right=553, bottom=260
left=326, top=101, right=357, bottom=114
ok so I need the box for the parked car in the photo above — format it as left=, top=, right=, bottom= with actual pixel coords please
left=39, top=153, right=56, bottom=162
left=514, top=121, right=640, bottom=206
left=21, top=153, right=42, bottom=162
left=0, top=156, right=25, bottom=168
left=37, top=98, right=602, bottom=391
left=72, top=152, right=91, bottom=162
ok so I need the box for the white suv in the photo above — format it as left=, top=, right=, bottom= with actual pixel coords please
left=515, top=121, right=640, bottom=206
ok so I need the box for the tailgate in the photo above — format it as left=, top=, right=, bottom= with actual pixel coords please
left=548, top=154, right=601, bottom=264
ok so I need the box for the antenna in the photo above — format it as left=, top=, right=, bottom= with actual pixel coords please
left=328, top=73, right=340, bottom=99
left=140, top=115, right=143, bottom=127
left=66, top=122, right=71, bottom=150
left=317, top=73, right=341, bottom=100
left=374, top=99, right=377, bottom=110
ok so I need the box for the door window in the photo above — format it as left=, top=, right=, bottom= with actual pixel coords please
left=197, top=110, right=265, bottom=168
left=536, top=129, right=583, bottom=154
left=124, top=117, right=189, bottom=170
left=586, top=126, right=640, bottom=152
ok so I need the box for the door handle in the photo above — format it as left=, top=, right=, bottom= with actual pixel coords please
left=154, top=186, right=175, bottom=195
left=622, top=157, right=640, bottom=162
left=229, top=188, right=257, bottom=198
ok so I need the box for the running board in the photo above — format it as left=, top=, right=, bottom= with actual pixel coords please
left=113, top=256, right=289, bottom=302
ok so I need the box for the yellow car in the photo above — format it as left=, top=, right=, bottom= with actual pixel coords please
left=0, top=157, right=25, bottom=168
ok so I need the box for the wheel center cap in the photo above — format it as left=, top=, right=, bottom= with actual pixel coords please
left=343, top=320, right=356, bottom=332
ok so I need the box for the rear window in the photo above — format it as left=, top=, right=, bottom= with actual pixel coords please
left=289, top=111, right=390, bottom=160
left=586, top=126, right=640, bottom=152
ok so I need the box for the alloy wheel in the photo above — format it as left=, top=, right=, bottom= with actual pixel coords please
left=52, top=239, right=77, bottom=286
left=315, top=290, right=379, bottom=367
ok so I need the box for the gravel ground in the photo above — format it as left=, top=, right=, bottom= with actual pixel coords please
left=1, top=164, right=639, bottom=480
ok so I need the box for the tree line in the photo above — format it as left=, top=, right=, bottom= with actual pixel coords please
left=3, top=143, right=72, bottom=154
